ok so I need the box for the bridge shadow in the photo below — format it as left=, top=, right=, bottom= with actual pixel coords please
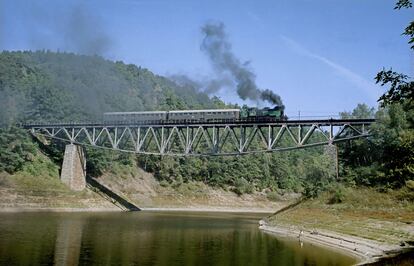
left=86, top=177, right=141, bottom=211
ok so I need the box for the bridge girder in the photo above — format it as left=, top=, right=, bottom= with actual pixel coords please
left=25, top=120, right=374, bottom=156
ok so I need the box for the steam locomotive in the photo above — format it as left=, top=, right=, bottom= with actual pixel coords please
left=103, top=105, right=285, bottom=124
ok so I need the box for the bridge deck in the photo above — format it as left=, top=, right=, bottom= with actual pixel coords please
left=23, top=118, right=376, bottom=128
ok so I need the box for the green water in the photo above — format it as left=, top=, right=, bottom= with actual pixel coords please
left=0, top=211, right=357, bottom=265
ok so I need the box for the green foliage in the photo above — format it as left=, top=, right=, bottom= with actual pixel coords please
left=395, top=0, right=412, bottom=9
left=394, top=187, right=414, bottom=202
left=339, top=102, right=414, bottom=188
left=376, top=1, right=413, bottom=106
left=233, top=177, right=254, bottom=195
left=406, top=180, right=414, bottom=190
left=376, top=69, right=414, bottom=107
left=404, top=20, right=414, bottom=49
left=327, top=183, right=346, bottom=204
left=395, top=0, right=414, bottom=49
left=266, top=191, right=282, bottom=202
left=0, top=127, right=37, bottom=174
left=340, top=103, right=375, bottom=119
left=373, top=103, right=414, bottom=186
left=84, top=148, right=114, bottom=177
left=302, top=157, right=335, bottom=198
left=159, top=180, right=170, bottom=187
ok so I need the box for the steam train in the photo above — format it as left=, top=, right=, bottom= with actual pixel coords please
left=103, top=105, right=286, bottom=124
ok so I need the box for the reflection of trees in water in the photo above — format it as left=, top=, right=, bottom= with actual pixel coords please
left=54, top=218, right=84, bottom=266
left=76, top=214, right=295, bottom=265
left=0, top=213, right=356, bottom=266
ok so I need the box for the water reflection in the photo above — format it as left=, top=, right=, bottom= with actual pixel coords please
left=0, top=212, right=357, bottom=266
left=54, top=218, right=84, bottom=266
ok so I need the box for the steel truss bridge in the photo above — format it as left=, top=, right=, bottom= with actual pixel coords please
left=24, top=119, right=375, bottom=156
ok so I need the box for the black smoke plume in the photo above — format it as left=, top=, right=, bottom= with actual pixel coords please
left=63, top=5, right=112, bottom=56
left=200, top=22, right=283, bottom=107
left=0, top=2, right=112, bottom=56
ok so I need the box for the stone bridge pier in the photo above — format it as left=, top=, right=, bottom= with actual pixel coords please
left=60, top=144, right=86, bottom=191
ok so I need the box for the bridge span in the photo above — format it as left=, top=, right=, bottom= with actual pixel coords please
left=24, top=118, right=375, bottom=156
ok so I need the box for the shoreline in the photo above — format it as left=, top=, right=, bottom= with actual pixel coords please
left=0, top=206, right=275, bottom=214
left=258, top=222, right=407, bottom=265
left=0, top=207, right=121, bottom=213
left=140, top=207, right=274, bottom=213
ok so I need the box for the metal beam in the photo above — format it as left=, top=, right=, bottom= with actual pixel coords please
left=24, top=119, right=375, bottom=156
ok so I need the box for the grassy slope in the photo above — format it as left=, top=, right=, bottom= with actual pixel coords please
left=266, top=187, right=414, bottom=245
left=0, top=150, right=114, bottom=209
left=0, top=147, right=290, bottom=211
left=87, top=161, right=294, bottom=211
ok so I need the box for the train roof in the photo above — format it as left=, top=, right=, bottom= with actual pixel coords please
left=169, top=109, right=239, bottom=113
left=104, top=109, right=240, bottom=115
left=104, top=111, right=167, bottom=115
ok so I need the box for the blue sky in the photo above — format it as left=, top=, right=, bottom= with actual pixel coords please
left=1, top=0, right=412, bottom=117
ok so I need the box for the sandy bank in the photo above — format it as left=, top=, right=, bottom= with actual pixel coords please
left=0, top=206, right=276, bottom=214
left=141, top=207, right=274, bottom=213
left=258, top=221, right=407, bottom=265
left=0, top=207, right=121, bottom=212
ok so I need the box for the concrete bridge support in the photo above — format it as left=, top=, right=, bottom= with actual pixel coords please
left=60, top=144, right=86, bottom=191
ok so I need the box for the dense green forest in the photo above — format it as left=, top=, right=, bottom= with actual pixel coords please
left=0, top=48, right=412, bottom=197
left=0, top=51, right=337, bottom=196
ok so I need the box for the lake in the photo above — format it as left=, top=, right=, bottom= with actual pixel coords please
left=0, top=211, right=357, bottom=265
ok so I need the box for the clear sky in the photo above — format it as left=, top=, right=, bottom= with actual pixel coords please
left=1, top=0, right=412, bottom=117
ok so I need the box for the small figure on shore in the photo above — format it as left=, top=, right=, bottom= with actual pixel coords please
left=298, top=230, right=304, bottom=238
left=298, top=230, right=304, bottom=248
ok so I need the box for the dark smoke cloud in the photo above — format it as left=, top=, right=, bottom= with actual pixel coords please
left=204, top=76, right=234, bottom=94
left=261, top=89, right=283, bottom=107
left=62, top=6, right=112, bottom=56
left=200, top=22, right=283, bottom=107
left=169, top=73, right=234, bottom=94
left=169, top=74, right=203, bottom=89
left=1, top=2, right=112, bottom=56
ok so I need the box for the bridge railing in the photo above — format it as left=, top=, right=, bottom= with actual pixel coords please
left=23, top=118, right=376, bottom=156
left=22, top=117, right=376, bottom=128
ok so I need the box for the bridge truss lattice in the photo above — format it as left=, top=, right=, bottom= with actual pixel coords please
left=25, top=119, right=375, bottom=156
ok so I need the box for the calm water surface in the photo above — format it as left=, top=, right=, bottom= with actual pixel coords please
left=0, top=211, right=357, bottom=266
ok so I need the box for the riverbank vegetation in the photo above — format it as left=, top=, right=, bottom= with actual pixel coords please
left=266, top=186, right=414, bottom=245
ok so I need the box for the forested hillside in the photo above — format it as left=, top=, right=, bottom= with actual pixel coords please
left=0, top=51, right=336, bottom=196
left=1, top=50, right=412, bottom=199
left=0, top=51, right=217, bottom=124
